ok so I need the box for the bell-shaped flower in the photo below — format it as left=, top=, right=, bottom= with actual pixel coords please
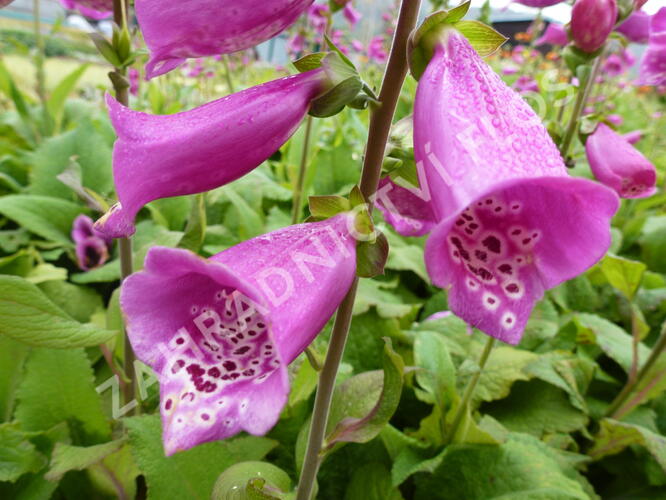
left=639, top=7, right=666, bottom=86
left=71, top=215, right=112, bottom=270
left=571, top=0, right=618, bottom=53
left=60, top=0, right=111, bottom=20
left=617, top=10, right=651, bottom=43
left=586, top=123, right=657, bottom=198
left=95, top=69, right=329, bottom=238
left=121, top=214, right=357, bottom=455
left=136, top=0, right=314, bottom=79
left=380, top=30, right=618, bottom=345
left=343, top=3, right=362, bottom=27
left=535, top=23, right=568, bottom=47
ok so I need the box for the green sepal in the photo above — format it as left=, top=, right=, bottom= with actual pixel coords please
left=356, top=231, right=389, bottom=278
left=309, top=75, right=363, bottom=118
left=578, top=113, right=601, bottom=143
left=90, top=32, right=121, bottom=68
left=293, top=52, right=327, bottom=73
left=349, top=185, right=365, bottom=208
left=563, top=45, right=599, bottom=73
left=308, top=195, right=351, bottom=219
left=388, top=159, right=421, bottom=189
left=408, top=2, right=506, bottom=80
left=324, top=33, right=356, bottom=71
left=108, top=71, right=130, bottom=92
left=112, top=23, right=132, bottom=65
left=328, top=0, right=347, bottom=13
left=454, top=20, right=508, bottom=57
left=616, top=0, right=635, bottom=23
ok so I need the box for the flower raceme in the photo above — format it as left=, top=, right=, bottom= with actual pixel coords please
left=95, top=69, right=330, bottom=239
left=59, top=0, right=112, bottom=20
left=586, top=123, right=657, bottom=199
left=136, top=0, right=314, bottom=79
left=571, top=0, right=618, bottom=53
left=616, top=9, right=651, bottom=44
left=535, top=23, right=569, bottom=47
left=121, top=214, right=358, bottom=455
left=639, top=7, right=666, bottom=86
left=377, top=30, right=618, bottom=344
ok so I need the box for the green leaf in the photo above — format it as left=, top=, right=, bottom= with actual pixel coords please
left=125, top=415, right=276, bottom=500
left=414, top=330, right=456, bottom=409
left=356, top=232, right=389, bottom=278
left=600, top=254, right=646, bottom=300
left=454, top=20, right=507, bottom=56
left=383, top=231, right=428, bottom=281
left=0, top=195, right=84, bottom=245
left=326, top=339, right=404, bottom=447
left=484, top=381, right=588, bottom=437
left=288, top=355, right=318, bottom=408
left=414, top=433, right=590, bottom=500
left=576, top=313, right=650, bottom=373
left=457, top=344, right=537, bottom=405
left=0, top=275, right=116, bottom=348
left=24, top=264, right=67, bottom=284
left=0, top=423, right=46, bottom=482
left=47, top=64, right=88, bottom=130
left=345, top=462, right=404, bottom=500
left=38, top=280, right=102, bottom=323
left=589, top=419, right=666, bottom=472
left=353, top=279, right=420, bottom=319
left=179, top=194, right=207, bottom=252
left=15, top=348, right=110, bottom=443
left=29, top=123, right=113, bottom=200
left=0, top=59, right=30, bottom=123
left=45, top=439, right=125, bottom=481
left=0, top=336, right=29, bottom=422
left=212, top=461, right=292, bottom=500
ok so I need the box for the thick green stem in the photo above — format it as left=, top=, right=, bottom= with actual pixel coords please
left=110, top=0, right=136, bottom=412
left=446, top=336, right=495, bottom=442
left=295, top=2, right=422, bottom=498
left=291, top=116, right=314, bottom=224
left=606, top=322, right=666, bottom=418
left=559, top=56, right=601, bottom=161
left=32, top=0, right=46, bottom=106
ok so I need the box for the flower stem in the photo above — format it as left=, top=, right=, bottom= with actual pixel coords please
left=222, top=55, right=235, bottom=93
left=558, top=55, right=601, bottom=162
left=446, top=335, right=495, bottom=443
left=606, top=322, right=666, bottom=418
left=111, top=0, right=136, bottom=412
left=295, top=2, right=422, bottom=498
left=32, top=0, right=46, bottom=109
left=291, top=116, right=314, bottom=225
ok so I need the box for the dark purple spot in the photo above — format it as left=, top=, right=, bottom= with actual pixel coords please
left=201, top=381, right=217, bottom=393
left=257, top=322, right=265, bottom=328
left=181, top=392, right=195, bottom=402
left=485, top=199, right=492, bottom=205
left=487, top=297, right=496, bottom=304
left=242, top=369, right=255, bottom=376
left=221, top=374, right=230, bottom=381
left=475, top=250, right=487, bottom=262
left=165, top=399, right=173, bottom=410
left=229, top=373, right=240, bottom=380
left=512, top=204, right=520, bottom=210
left=522, top=238, right=532, bottom=245
left=469, top=223, right=479, bottom=230
left=176, top=338, right=185, bottom=345
left=451, top=236, right=462, bottom=247
left=482, top=236, right=501, bottom=254
left=511, top=229, right=522, bottom=235
left=506, top=284, right=520, bottom=294
left=234, top=346, right=251, bottom=355
left=505, top=317, right=513, bottom=324
left=462, top=213, right=473, bottom=221
left=231, top=338, right=239, bottom=344
left=201, top=413, right=210, bottom=421
left=208, top=367, right=221, bottom=378
left=252, top=360, right=260, bottom=365
left=477, top=267, right=494, bottom=281
left=498, top=264, right=513, bottom=274
left=223, top=360, right=237, bottom=371
left=203, top=341, right=218, bottom=351
left=455, top=219, right=465, bottom=226
left=465, top=229, right=473, bottom=235
left=494, top=207, right=502, bottom=212
left=186, top=364, right=205, bottom=377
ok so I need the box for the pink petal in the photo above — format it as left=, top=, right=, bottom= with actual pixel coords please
left=137, top=0, right=314, bottom=79
left=95, top=70, right=327, bottom=238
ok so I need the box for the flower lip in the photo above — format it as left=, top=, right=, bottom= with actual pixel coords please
left=122, top=246, right=287, bottom=455
left=425, top=176, right=619, bottom=344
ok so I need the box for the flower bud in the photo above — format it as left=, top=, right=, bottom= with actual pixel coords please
left=571, top=0, right=618, bottom=53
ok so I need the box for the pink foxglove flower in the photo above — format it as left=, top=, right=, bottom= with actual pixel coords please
left=623, top=130, right=642, bottom=144
left=71, top=215, right=112, bottom=270
left=136, top=0, right=314, bottom=79
left=60, top=0, right=111, bottom=19
left=95, top=69, right=329, bottom=238
left=639, top=7, right=666, bottom=86
left=571, top=0, right=618, bottom=53
left=535, top=23, right=568, bottom=47
left=343, top=3, right=362, bottom=27
left=617, top=10, right=651, bottom=43
left=586, top=123, right=657, bottom=198
left=379, top=31, right=618, bottom=344
left=513, top=75, right=539, bottom=93
left=121, top=215, right=357, bottom=454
